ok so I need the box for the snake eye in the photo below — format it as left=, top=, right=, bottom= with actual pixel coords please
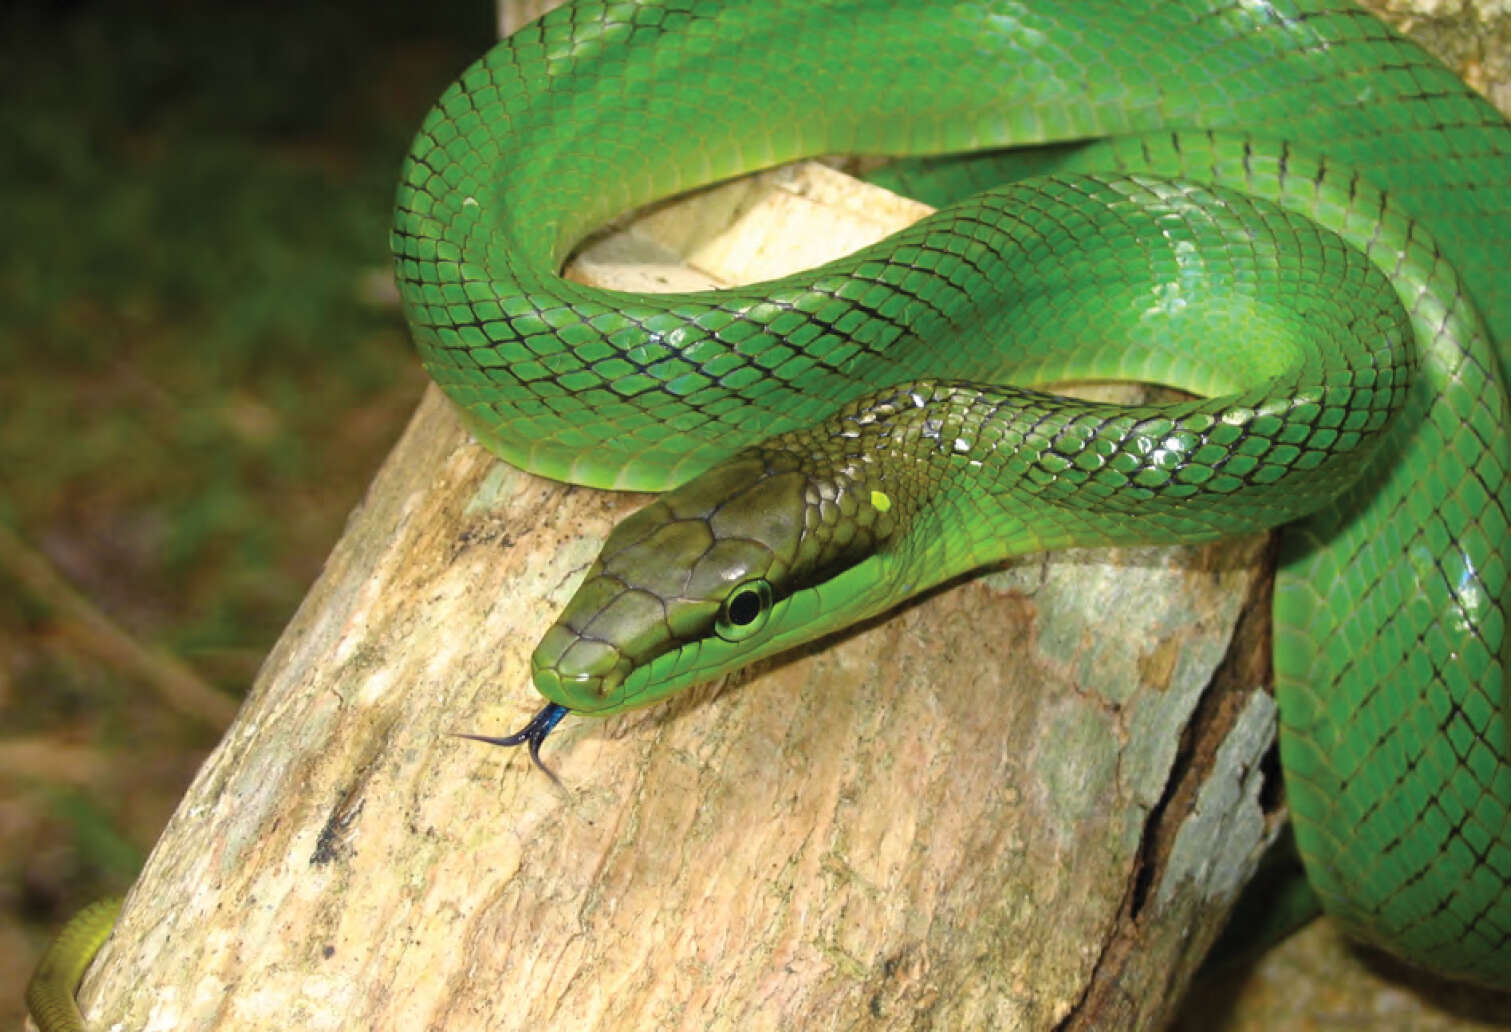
left=715, top=578, right=773, bottom=642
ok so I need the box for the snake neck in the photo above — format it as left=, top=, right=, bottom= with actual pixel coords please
left=764, top=370, right=1407, bottom=590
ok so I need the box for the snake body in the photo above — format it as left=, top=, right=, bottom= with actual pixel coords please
left=393, top=0, right=1508, bottom=987
left=28, top=0, right=1510, bottom=1025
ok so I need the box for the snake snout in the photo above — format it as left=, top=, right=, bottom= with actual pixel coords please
left=530, top=620, right=632, bottom=712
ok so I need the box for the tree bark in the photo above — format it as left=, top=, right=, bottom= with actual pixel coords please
left=72, top=152, right=1278, bottom=1030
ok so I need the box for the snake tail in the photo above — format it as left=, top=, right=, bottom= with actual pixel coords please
left=25, top=897, right=122, bottom=1031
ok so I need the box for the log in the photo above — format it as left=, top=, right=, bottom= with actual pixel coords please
left=72, top=147, right=1276, bottom=1029
left=56, top=0, right=1511, bottom=1028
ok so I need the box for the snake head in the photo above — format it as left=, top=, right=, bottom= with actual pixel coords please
left=530, top=447, right=902, bottom=714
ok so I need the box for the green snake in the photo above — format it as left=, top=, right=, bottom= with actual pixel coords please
left=28, top=0, right=1510, bottom=1025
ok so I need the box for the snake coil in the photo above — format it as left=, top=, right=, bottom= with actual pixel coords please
left=391, top=0, right=1508, bottom=989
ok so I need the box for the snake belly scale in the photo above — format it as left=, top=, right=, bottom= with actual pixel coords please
left=26, top=0, right=1509, bottom=1026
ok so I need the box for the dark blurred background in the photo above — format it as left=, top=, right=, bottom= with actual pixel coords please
left=0, top=1, right=486, bottom=1022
